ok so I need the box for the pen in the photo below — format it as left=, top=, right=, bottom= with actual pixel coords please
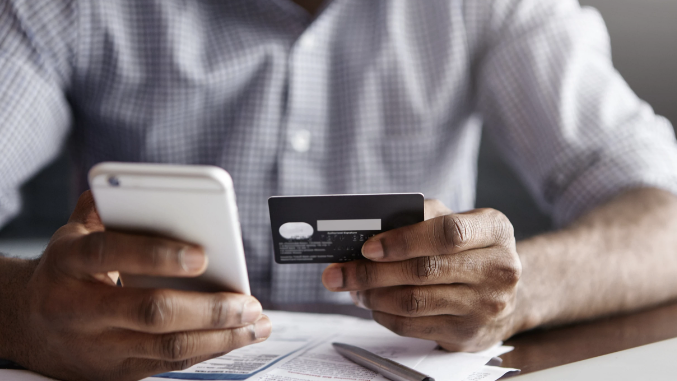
left=332, top=342, right=435, bottom=381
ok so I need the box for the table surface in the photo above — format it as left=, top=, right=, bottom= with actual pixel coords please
left=269, top=299, right=677, bottom=376
left=501, top=300, right=677, bottom=375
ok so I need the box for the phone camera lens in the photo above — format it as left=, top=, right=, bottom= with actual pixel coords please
left=108, top=176, right=120, bottom=187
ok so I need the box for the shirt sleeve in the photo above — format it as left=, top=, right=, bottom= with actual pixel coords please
left=0, top=0, right=76, bottom=227
left=476, top=0, right=677, bottom=227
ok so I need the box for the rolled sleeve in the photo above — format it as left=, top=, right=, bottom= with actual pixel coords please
left=546, top=109, right=677, bottom=226
left=478, top=0, right=677, bottom=227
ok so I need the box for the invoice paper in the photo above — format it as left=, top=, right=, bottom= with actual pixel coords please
left=143, top=311, right=515, bottom=381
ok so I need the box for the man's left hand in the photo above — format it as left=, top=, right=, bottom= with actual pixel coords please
left=321, top=200, right=522, bottom=352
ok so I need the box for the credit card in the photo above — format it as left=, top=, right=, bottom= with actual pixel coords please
left=268, top=193, right=424, bottom=264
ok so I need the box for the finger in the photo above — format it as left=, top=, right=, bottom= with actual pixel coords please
left=424, top=199, right=452, bottom=221
left=361, top=208, right=515, bottom=262
left=323, top=247, right=507, bottom=291
left=124, top=315, right=272, bottom=362
left=90, top=287, right=264, bottom=333
left=372, top=311, right=493, bottom=352
left=57, top=230, right=207, bottom=277
left=351, top=285, right=476, bottom=317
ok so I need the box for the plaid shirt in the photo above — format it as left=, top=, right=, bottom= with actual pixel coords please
left=2, top=0, right=677, bottom=304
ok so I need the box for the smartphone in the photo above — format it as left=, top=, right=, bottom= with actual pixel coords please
left=88, top=162, right=250, bottom=295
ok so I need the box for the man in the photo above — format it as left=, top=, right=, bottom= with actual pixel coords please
left=2, top=0, right=677, bottom=380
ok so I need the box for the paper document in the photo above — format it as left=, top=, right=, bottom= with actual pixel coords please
left=145, top=311, right=437, bottom=380
left=144, top=311, right=515, bottom=381
left=460, top=366, right=519, bottom=381
left=0, top=311, right=517, bottom=381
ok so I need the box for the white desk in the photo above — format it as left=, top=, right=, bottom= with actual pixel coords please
left=513, top=337, right=677, bottom=380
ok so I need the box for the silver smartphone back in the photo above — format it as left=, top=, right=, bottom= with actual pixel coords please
left=88, top=162, right=251, bottom=295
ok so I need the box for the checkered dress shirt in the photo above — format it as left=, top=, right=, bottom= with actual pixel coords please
left=2, top=0, right=677, bottom=304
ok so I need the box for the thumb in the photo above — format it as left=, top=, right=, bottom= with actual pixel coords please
left=68, top=190, right=105, bottom=232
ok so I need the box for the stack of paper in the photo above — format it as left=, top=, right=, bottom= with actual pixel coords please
left=0, top=311, right=518, bottom=381
left=146, top=311, right=518, bottom=381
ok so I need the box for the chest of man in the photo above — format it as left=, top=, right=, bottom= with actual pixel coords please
left=70, top=1, right=481, bottom=196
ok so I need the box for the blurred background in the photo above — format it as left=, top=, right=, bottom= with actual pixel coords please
left=1, top=0, right=676, bottom=254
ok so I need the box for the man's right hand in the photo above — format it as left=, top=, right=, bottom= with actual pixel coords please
left=0, top=191, right=271, bottom=381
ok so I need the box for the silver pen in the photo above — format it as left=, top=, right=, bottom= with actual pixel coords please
left=332, top=342, right=435, bottom=381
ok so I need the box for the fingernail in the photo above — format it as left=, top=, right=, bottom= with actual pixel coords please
left=252, top=317, right=272, bottom=340
left=362, top=239, right=384, bottom=260
left=179, top=247, right=205, bottom=272
left=324, top=267, right=344, bottom=289
left=241, top=300, right=262, bottom=324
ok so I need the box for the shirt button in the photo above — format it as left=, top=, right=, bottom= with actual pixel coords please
left=290, top=129, right=312, bottom=153
left=298, top=33, right=316, bottom=50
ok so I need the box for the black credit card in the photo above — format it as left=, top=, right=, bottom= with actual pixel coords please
left=268, top=193, right=424, bottom=264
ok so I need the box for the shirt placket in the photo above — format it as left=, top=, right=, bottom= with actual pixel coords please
left=272, top=10, right=352, bottom=304
left=278, top=21, right=330, bottom=197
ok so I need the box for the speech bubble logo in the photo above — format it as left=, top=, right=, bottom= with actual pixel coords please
left=279, top=222, right=314, bottom=240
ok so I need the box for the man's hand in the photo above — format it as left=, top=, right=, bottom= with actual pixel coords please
left=0, top=191, right=271, bottom=381
left=322, top=200, right=521, bottom=352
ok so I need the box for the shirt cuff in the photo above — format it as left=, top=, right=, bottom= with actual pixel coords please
left=548, top=120, right=677, bottom=227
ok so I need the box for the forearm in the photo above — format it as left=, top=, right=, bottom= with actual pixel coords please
left=0, top=256, right=36, bottom=361
left=514, top=187, right=677, bottom=333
